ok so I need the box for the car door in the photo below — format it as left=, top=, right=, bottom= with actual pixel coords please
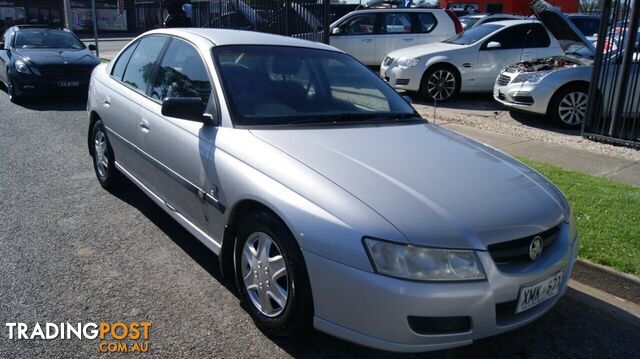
left=414, top=12, right=440, bottom=45
left=102, top=35, right=168, bottom=178
left=330, top=13, right=377, bottom=65
left=474, top=24, right=543, bottom=91
left=374, top=12, right=417, bottom=64
left=136, top=37, right=219, bottom=232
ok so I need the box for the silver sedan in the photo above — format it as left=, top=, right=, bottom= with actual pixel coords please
left=87, top=28, right=578, bottom=352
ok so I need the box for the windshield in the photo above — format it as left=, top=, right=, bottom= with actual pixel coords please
left=14, top=29, right=85, bottom=49
left=569, top=17, right=600, bottom=38
left=459, top=16, right=481, bottom=29
left=444, top=24, right=503, bottom=45
left=212, top=45, right=418, bottom=127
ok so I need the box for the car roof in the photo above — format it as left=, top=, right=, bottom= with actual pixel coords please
left=488, top=19, right=540, bottom=26
left=143, top=28, right=340, bottom=52
left=350, top=8, right=444, bottom=13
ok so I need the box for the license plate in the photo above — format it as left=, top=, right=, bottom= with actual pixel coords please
left=515, top=271, right=563, bottom=313
left=58, top=81, right=79, bottom=87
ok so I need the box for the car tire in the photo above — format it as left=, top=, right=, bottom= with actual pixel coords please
left=91, top=119, right=119, bottom=189
left=234, top=210, right=313, bottom=337
left=7, top=74, right=21, bottom=103
left=549, top=84, right=589, bottom=129
left=420, top=65, right=460, bottom=102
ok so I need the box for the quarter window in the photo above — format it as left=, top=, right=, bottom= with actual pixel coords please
left=111, top=41, right=138, bottom=80
left=380, top=13, right=412, bottom=34
left=121, top=36, right=167, bottom=93
left=416, top=13, right=437, bottom=33
left=339, top=14, right=376, bottom=35
left=150, top=38, right=212, bottom=103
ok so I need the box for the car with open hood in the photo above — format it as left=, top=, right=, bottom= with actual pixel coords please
left=494, top=0, right=639, bottom=128
left=380, top=19, right=564, bottom=102
left=87, top=28, right=578, bottom=352
left=0, top=25, right=100, bottom=103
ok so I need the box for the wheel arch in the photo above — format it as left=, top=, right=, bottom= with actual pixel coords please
left=87, top=111, right=101, bottom=156
left=546, top=80, right=590, bottom=115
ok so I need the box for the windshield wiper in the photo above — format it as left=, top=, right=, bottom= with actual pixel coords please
left=286, top=112, right=422, bottom=125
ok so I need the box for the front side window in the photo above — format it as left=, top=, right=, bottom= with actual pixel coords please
left=151, top=38, right=211, bottom=103
left=339, top=14, right=376, bottom=35
left=444, top=24, right=503, bottom=45
left=213, top=45, right=417, bottom=127
left=484, top=24, right=550, bottom=49
left=121, top=36, right=167, bottom=93
left=14, top=29, right=84, bottom=49
left=380, top=13, right=412, bottom=34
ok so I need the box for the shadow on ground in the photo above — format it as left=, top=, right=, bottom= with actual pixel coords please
left=0, top=84, right=87, bottom=111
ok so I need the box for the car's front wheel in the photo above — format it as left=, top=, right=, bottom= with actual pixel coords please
left=91, top=119, right=119, bottom=189
left=234, top=210, right=313, bottom=337
left=550, top=85, right=589, bottom=128
left=420, top=65, right=460, bottom=102
left=6, top=74, right=21, bottom=103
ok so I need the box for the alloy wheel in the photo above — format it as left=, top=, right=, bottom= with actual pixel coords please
left=558, top=91, right=587, bottom=126
left=427, top=69, right=456, bottom=101
left=241, top=232, right=289, bottom=317
left=94, top=129, right=109, bottom=178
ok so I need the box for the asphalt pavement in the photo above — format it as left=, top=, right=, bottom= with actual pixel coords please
left=1, top=90, right=639, bottom=358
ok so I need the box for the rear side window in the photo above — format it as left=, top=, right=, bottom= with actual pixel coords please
left=415, top=13, right=437, bottom=33
left=121, top=36, right=167, bottom=93
left=150, top=38, right=211, bottom=103
left=111, top=41, right=138, bottom=80
left=380, top=13, right=412, bottom=34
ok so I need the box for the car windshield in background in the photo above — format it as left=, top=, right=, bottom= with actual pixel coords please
left=459, top=16, right=481, bottom=29
left=444, top=24, right=503, bottom=45
left=14, top=29, right=85, bottom=49
left=569, top=17, right=600, bottom=37
left=212, top=45, right=418, bottom=126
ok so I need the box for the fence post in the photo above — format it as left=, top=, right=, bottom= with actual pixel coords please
left=609, top=0, right=640, bottom=137
left=323, top=0, right=330, bottom=44
left=284, top=0, right=290, bottom=36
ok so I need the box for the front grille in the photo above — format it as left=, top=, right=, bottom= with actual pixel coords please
left=488, top=225, right=560, bottom=265
left=39, top=65, right=94, bottom=80
left=496, top=74, right=511, bottom=86
left=382, top=56, right=394, bottom=67
left=395, top=78, right=410, bottom=85
left=498, top=92, right=506, bottom=100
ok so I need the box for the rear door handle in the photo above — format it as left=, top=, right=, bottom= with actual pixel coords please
left=103, top=96, right=110, bottom=107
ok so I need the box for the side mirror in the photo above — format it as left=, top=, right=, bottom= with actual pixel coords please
left=331, top=27, right=341, bottom=35
left=402, top=95, right=412, bottom=104
left=161, top=97, right=207, bottom=122
left=0, top=42, right=4, bottom=50
left=88, top=44, right=96, bottom=51
left=486, top=41, right=502, bottom=49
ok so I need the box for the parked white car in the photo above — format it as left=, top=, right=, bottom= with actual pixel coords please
left=381, top=20, right=564, bottom=101
left=494, top=0, right=639, bottom=128
left=459, top=14, right=525, bottom=30
left=329, top=8, right=462, bottom=66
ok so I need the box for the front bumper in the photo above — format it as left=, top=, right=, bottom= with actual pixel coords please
left=380, top=63, right=423, bottom=92
left=305, top=225, right=579, bottom=352
left=493, top=73, right=555, bottom=115
left=11, top=70, right=90, bottom=96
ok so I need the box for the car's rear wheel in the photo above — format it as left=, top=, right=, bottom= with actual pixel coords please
left=234, top=211, right=313, bottom=337
left=91, top=119, right=119, bottom=189
left=420, top=65, right=460, bottom=102
left=550, top=85, right=588, bottom=128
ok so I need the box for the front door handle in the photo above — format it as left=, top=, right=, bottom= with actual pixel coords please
left=103, top=96, right=110, bottom=108
left=139, top=118, right=150, bottom=133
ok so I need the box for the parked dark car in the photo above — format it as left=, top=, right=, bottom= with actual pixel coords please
left=0, top=25, right=100, bottom=102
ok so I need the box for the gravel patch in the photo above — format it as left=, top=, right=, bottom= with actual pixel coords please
left=416, top=107, right=640, bottom=162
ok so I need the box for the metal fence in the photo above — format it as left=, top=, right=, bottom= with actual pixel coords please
left=190, top=0, right=360, bottom=44
left=584, top=0, right=640, bottom=147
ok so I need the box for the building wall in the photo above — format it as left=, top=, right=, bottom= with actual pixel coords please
left=443, top=0, right=579, bottom=15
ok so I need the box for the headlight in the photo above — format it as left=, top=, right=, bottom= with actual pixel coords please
left=511, top=71, right=551, bottom=84
left=363, top=238, right=486, bottom=281
left=396, top=57, right=420, bottom=68
left=15, top=60, right=32, bottom=74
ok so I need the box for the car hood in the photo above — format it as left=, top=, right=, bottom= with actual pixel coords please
left=250, top=123, right=567, bottom=249
left=14, top=48, right=98, bottom=67
left=386, top=42, right=464, bottom=59
left=531, top=0, right=596, bottom=55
